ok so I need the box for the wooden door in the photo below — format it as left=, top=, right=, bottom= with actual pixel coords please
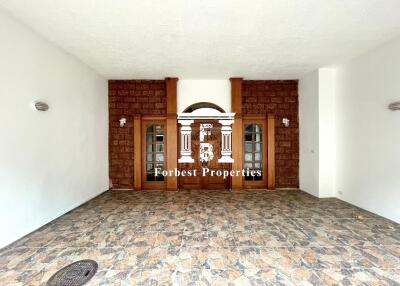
left=141, top=120, right=167, bottom=190
left=179, top=121, right=230, bottom=189
left=242, top=118, right=267, bottom=189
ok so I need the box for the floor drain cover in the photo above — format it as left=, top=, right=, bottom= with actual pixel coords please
left=46, top=259, right=98, bottom=286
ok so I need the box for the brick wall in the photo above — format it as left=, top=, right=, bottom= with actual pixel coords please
left=242, top=80, right=299, bottom=188
left=108, top=80, right=166, bottom=188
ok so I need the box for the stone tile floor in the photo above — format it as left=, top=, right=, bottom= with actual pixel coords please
left=0, top=189, right=399, bottom=285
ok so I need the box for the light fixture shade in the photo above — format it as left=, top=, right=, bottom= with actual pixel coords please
left=119, top=117, right=127, bottom=127
left=388, top=102, right=400, bottom=111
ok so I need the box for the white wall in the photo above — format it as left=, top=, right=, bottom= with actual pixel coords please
left=177, top=80, right=231, bottom=112
left=299, top=69, right=336, bottom=198
left=0, top=11, right=109, bottom=248
left=335, top=37, right=400, bottom=223
left=299, top=71, right=319, bottom=197
left=318, top=68, right=336, bottom=198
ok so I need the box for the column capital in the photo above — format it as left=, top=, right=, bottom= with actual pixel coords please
left=230, top=78, right=243, bottom=116
left=166, top=77, right=178, bottom=115
left=178, top=119, right=194, bottom=126
left=218, top=119, right=234, bottom=126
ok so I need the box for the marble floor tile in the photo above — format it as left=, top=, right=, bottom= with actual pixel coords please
left=143, top=246, right=180, bottom=270
left=0, top=189, right=399, bottom=285
left=316, top=268, right=400, bottom=286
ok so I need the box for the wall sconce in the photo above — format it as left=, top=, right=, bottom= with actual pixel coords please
left=282, top=118, right=290, bottom=127
left=119, top=117, right=127, bottom=127
left=32, top=101, right=49, bottom=112
left=388, top=102, right=400, bottom=111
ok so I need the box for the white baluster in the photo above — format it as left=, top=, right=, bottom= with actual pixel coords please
left=218, top=120, right=234, bottom=163
left=178, top=119, right=194, bottom=163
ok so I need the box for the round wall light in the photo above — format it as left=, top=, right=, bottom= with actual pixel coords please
left=119, top=117, right=127, bottom=127
left=388, top=102, right=400, bottom=111
left=33, top=101, right=49, bottom=112
left=282, top=117, right=290, bottom=127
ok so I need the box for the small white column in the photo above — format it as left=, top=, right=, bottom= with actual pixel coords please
left=178, top=119, right=194, bottom=163
left=218, top=119, right=234, bottom=163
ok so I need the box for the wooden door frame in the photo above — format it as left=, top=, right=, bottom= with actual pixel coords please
left=166, top=78, right=178, bottom=191
left=267, top=115, right=276, bottom=190
left=133, top=115, right=142, bottom=191
left=230, top=77, right=243, bottom=190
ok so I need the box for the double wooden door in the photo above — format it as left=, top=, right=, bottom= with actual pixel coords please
left=179, top=121, right=231, bottom=189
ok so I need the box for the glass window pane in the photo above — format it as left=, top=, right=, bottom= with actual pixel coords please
left=245, top=153, right=253, bottom=161
left=147, top=134, right=153, bottom=143
left=244, top=174, right=253, bottom=181
left=156, top=174, right=164, bottom=181
left=156, top=144, right=164, bottom=152
left=155, top=125, right=164, bottom=134
left=147, top=173, right=155, bottom=181
left=244, top=163, right=252, bottom=169
left=244, top=133, right=252, bottom=142
left=155, top=163, right=164, bottom=169
left=147, top=125, right=155, bottom=133
left=154, top=164, right=164, bottom=175
left=147, top=153, right=154, bottom=162
left=146, top=124, right=165, bottom=182
left=245, top=125, right=253, bottom=132
left=156, top=153, right=164, bottom=162
left=243, top=123, right=264, bottom=182
left=245, top=143, right=252, bottom=152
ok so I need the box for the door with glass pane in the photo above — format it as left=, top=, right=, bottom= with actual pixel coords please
left=243, top=119, right=267, bottom=188
left=142, top=121, right=166, bottom=189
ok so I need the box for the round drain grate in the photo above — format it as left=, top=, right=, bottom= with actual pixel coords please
left=46, top=259, right=98, bottom=286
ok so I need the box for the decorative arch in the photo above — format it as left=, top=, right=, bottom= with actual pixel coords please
left=177, top=103, right=235, bottom=164
left=183, top=102, right=226, bottom=113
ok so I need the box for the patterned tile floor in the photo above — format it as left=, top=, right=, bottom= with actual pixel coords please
left=1, top=190, right=399, bottom=285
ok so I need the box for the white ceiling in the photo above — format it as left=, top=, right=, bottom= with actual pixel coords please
left=1, top=0, right=400, bottom=79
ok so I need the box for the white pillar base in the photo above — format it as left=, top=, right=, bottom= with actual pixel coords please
left=178, top=157, right=195, bottom=163
left=218, top=156, right=234, bottom=163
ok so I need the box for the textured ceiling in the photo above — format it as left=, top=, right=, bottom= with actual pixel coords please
left=1, top=0, right=400, bottom=79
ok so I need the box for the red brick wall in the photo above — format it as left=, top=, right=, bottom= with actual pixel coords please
left=108, top=80, right=166, bottom=188
left=242, top=80, right=299, bottom=188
